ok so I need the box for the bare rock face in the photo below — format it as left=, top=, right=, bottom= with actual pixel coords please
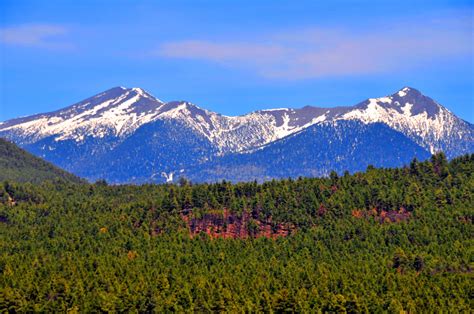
left=181, top=209, right=294, bottom=239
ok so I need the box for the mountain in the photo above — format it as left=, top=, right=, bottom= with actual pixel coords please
left=340, top=87, right=473, bottom=155
left=0, top=86, right=472, bottom=183
left=0, top=138, right=84, bottom=184
left=183, top=121, right=432, bottom=182
left=81, top=119, right=217, bottom=183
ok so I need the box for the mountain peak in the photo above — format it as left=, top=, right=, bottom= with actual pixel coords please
left=354, top=87, right=442, bottom=119
left=130, top=87, right=148, bottom=95
left=93, top=86, right=129, bottom=99
left=389, top=87, right=442, bottom=117
left=99, top=86, right=159, bottom=101
left=395, top=86, right=422, bottom=98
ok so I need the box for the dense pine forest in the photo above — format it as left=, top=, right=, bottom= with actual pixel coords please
left=0, top=139, right=84, bottom=184
left=0, top=153, right=472, bottom=312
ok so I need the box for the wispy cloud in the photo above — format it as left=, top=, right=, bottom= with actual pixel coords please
left=156, top=17, right=472, bottom=79
left=160, top=40, right=288, bottom=64
left=0, top=24, right=73, bottom=50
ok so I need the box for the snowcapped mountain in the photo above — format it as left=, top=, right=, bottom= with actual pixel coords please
left=0, top=86, right=472, bottom=183
left=337, top=87, right=473, bottom=156
left=0, top=86, right=328, bottom=155
left=0, top=87, right=164, bottom=144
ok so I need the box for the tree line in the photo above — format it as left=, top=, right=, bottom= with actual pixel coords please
left=0, top=153, right=472, bottom=312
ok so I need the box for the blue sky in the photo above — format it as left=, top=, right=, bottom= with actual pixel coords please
left=1, top=0, right=473, bottom=122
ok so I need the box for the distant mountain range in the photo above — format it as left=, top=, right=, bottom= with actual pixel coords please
left=0, top=86, right=472, bottom=183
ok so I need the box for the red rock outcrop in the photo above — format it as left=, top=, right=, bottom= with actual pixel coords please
left=352, top=207, right=411, bottom=223
left=181, top=208, right=294, bottom=239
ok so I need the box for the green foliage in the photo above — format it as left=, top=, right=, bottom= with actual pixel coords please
left=0, top=153, right=472, bottom=311
left=0, top=138, right=85, bottom=184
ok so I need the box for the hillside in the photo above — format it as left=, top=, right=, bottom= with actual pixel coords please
left=184, top=121, right=431, bottom=182
left=0, top=153, right=472, bottom=311
left=0, top=138, right=84, bottom=184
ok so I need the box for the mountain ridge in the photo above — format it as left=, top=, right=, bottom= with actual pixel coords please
left=0, top=86, right=472, bottom=183
left=183, top=120, right=432, bottom=183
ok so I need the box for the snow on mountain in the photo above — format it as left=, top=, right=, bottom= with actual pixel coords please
left=140, top=100, right=331, bottom=154
left=0, top=87, right=329, bottom=154
left=337, top=87, right=473, bottom=156
left=184, top=120, right=432, bottom=183
left=0, top=87, right=165, bottom=144
left=0, top=85, right=472, bottom=175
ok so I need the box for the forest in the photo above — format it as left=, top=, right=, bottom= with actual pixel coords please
left=0, top=138, right=84, bottom=184
left=0, top=153, right=472, bottom=312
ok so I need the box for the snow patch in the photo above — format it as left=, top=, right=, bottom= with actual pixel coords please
left=401, top=103, right=413, bottom=116
left=261, top=108, right=290, bottom=112
left=161, top=172, right=174, bottom=183
left=398, top=87, right=411, bottom=97
left=377, top=97, right=392, bottom=104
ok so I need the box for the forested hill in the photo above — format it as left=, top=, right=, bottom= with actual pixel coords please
left=0, top=138, right=85, bottom=184
left=0, top=153, right=472, bottom=311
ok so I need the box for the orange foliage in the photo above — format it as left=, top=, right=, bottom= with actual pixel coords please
left=127, top=250, right=138, bottom=260
left=352, top=207, right=411, bottom=224
left=351, top=210, right=364, bottom=218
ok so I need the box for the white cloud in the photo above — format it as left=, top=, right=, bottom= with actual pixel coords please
left=0, top=24, right=73, bottom=50
left=155, top=18, right=473, bottom=79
